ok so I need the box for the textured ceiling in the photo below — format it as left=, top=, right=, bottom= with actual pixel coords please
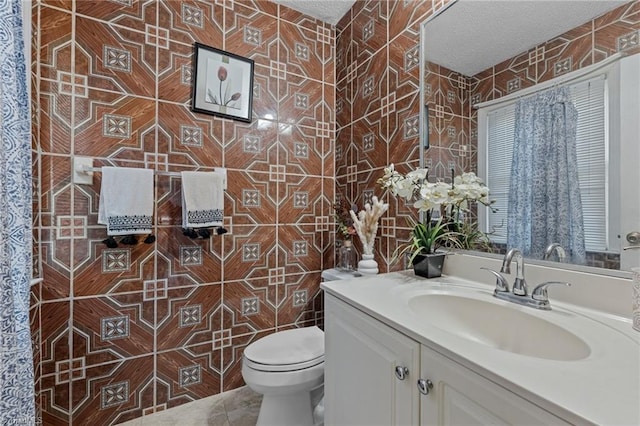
left=270, top=0, right=356, bottom=25
left=424, top=0, right=628, bottom=76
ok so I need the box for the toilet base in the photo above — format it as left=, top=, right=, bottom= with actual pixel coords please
left=256, top=392, right=314, bottom=426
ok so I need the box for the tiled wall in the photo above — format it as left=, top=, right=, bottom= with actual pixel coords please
left=31, top=0, right=334, bottom=423
left=335, top=1, right=453, bottom=274
left=469, top=2, right=640, bottom=109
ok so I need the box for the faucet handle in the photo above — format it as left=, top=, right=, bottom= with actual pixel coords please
left=531, top=281, right=571, bottom=301
left=480, top=267, right=509, bottom=293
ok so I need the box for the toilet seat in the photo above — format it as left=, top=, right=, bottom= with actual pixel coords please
left=243, top=326, right=325, bottom=372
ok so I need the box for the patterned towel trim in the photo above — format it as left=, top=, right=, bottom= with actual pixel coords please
left=108, top=215, right=153, bottom=232
left=187, top=209, right=223, bottom=224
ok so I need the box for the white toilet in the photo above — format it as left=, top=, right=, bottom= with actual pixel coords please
left=241, top=268, right=360, bottom=426
left=242, top=326, right=325, bottom=426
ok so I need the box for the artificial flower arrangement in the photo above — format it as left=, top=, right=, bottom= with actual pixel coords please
left=333, top=197, right=357, bottom=241
left=378, top=164, right=495, bottom=269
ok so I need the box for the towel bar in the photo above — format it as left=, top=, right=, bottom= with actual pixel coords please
left=73, top=161, right=227, bottom=190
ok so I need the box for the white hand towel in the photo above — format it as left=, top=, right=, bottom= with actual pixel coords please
left=98, top=167, right=154, bottom=236
left=181, top=171, right=224, bottom=228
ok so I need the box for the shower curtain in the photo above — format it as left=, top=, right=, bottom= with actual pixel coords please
left=507, top=86, right=586, bottom=264
left=0, top=0, right=35, bottom=422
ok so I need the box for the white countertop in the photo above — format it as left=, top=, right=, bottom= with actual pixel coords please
left=321, top=271, right=640, bottom=425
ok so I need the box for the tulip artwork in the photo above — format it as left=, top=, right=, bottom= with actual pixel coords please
left=205, top=64, right=243, bottom=109
left=192, top=43, right=254, bottom=123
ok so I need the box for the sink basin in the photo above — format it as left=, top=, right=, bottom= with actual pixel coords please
left=408, top=292, right=591, bottom=361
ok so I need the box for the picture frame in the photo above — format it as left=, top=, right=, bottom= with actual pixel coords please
left=191, top=43, right=254, bottom=123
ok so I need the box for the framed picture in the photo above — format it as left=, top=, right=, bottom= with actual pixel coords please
left=191, top=43, right=254, bottom=123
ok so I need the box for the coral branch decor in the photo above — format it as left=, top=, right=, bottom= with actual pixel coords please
left=349, top=196, right=389, bottom=274
left=191, top=43, right=254, bottom=122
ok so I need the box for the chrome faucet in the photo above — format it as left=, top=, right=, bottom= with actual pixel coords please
left=480, top=248, right=571, bottom=310
left=500, top=248, right=527, bottom=296
left=543, top=243, right=566, bottom=262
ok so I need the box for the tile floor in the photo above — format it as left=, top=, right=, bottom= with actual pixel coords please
left=117, top=386, right=262, bottom=426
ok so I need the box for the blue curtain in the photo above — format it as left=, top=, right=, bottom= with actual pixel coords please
left=507, top=86, right=586, bottom=264
left=0, top=0, right=35, bottom=422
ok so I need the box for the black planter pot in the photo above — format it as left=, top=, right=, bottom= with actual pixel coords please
left=412, top=253, right=446, bottom=278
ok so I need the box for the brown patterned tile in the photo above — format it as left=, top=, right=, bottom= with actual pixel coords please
left=72, top=294, right=154, bottom=366
left=336, top=76, right=351, bottom=128
left=41, top=301, right=71, bottom=377
left=594, top=1, right=640, bottom=30
left=76, top=0, right=157, bottom=32
left=388, top=0, right=432, bottom=42
left=335, top=124, right=352, bottom=178
left=221, top=330, right=270, bottom=392
left=352, top=1, right=387, bottom=66
left=40, top=155, right=71, bottom=227
left=40, top=249, right=71, bottom=301
left=336, top=21, right=352, bottom=84
left=155, top=227, right=223, bottom=287
left=156, top=284, right=222, bottom=351
left=156, top=347, right=222, bottom=409
left=278, top=174, right=323, bottom=224
left=279, top=224, right=323, bottom=275
left=39, top=6, right=72, bottom=82
left=353, top=113, right=387, bottom=170
left=222, top=225, right=278, bottom=282
left=157, top=102, right=224, bottom=167
left=224, top=3, right=278, bottom=68
left=157, top=39, right=194, bottom=103
left=278, top=3, right=324, bottom=32
left=279, top=21, right=324, bottom=81
left=41, top=0, right=71, bottom=10
left=158, top=0, right=224, bottom=46
left=538, top=33, right=593, bottom=83
left=70, top=356, right=154, bottom=425
left=74, top=90, right=155, bottom=161
left=276, top=272, right=322, bottom=328
left=223, top=119, right=278, bottom=173
left=224, top=170, right=277, bottom=225
left=223, top=279, right=277, bottom=332
left=238, top=0, right=279, bottom=17
left=388, top=28, right=420, bottom=101
left=75, top=16, right=157, bottom=97
left=594, top=18, right=640, bottom=58
left=41, top=373, right=70, bottom=425
left=323, top=33, right=336, bottom=86
left=353, top=50, right=387, bottom=119
left=251, top=63, right=279, bottom=121
left=278, top=124, right=322, bottom=176
left=39, top=79, right=72, bottom=155
left=72, top=229, right=155, bottom=296
left=278, top=73, right=323, bottom=127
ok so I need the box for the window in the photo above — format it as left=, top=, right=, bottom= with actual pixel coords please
left=481, top=76, right=609, bottom=252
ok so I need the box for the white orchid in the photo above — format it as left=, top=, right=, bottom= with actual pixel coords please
left=378, top=165, right=494, bottom=216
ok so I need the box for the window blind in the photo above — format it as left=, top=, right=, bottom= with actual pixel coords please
left=485, top=76, right=608, bottom=251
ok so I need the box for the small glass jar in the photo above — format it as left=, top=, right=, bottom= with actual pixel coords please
left=338, top=240, right=356, bottom=271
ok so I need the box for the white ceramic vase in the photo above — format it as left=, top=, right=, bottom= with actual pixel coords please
left=357, top=254, right=379, bottom=275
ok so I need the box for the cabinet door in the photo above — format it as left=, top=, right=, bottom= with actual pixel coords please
left=419, top=345, right=569, bottom=425
left=325, top=295, right=420, bottom=426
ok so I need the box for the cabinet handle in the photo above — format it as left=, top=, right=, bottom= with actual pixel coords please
left=417, top=378, right=434, bottom=395
left=395, top=366, right=409, bottom=380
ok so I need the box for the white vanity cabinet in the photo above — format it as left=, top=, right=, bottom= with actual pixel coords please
left=324, top=293, right=421, bottom=425
left=419, top=344, right=568, bottom=425
left=325, top=294, right=568, bottom=425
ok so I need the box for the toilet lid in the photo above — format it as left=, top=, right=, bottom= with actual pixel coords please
left=244, top=326, right=324, bottom=369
